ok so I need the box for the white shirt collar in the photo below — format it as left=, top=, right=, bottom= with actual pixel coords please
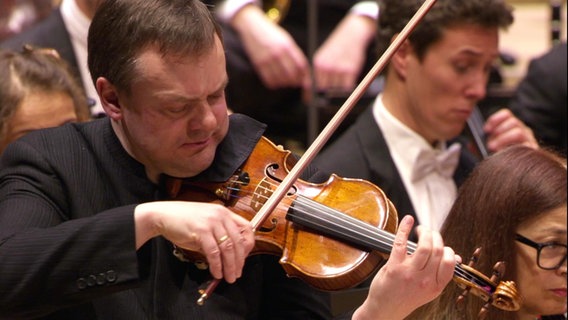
left=372, top=94, right=449, bottom=168
left=60, top=0, right=90, bottom=48
left=372, top=94, right=457, bottom=231
left=60, top=0, right=103, bottom=115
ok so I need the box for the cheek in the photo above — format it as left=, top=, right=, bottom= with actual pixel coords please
left=516, top=253, right=544, bottom=303
left=124, top=112, right=180, bottom=148
left=146, top=120, right=186, bottom=144
left=408, top=67, right=456, bottom=112
left=215, top=109, right=229, bottom=132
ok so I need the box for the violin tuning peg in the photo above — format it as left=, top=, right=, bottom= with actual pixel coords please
left=477, top=303, right=490, bottom=320
left=455, top=286, right=472, bottom=311
left=490, top=261, right=506, bottom=283
left=468, top=247, right=482, bottom=267
left=455, top=293, right=466, bottom=311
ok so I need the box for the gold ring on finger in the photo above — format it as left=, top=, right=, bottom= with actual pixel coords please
left=217, top=235, right=229, bottom=245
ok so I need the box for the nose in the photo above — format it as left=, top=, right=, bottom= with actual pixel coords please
left=187, top=102, right=217, bottom=133
left=464, top=77, right=487, bottom=101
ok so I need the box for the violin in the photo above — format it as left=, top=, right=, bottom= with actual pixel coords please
left=166, top=136, right=521, bottom=313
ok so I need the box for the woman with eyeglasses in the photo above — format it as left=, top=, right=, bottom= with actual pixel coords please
left=407, top=145, right=567, bottom=320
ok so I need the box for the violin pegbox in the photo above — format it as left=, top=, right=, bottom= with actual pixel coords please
left=454, top=248, right=522, bottom=319
left=456, top=248, right=482, bottom=310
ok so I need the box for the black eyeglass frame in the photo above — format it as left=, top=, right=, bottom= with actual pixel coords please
left=515, top=233, right=567, bottom=270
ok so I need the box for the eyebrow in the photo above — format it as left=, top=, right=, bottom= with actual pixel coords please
left=155, top=77, right=229, bottom=103
left=454, top=48, right=499, bottom=59
left=214, top=78, right=229, bottom=94
left=540, top=227, right=567, bottom=237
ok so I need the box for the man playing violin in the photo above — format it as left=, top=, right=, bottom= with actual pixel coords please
left=0, top=0, right=458, bottom=319
left=314, top=0, right=539, bottom=236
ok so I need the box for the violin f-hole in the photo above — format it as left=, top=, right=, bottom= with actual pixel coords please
left=265, top=163, right=297, bottom=196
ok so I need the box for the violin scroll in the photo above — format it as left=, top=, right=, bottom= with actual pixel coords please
left=454, top=248, right=521, bottom=319
left=492, top=280, right=522, bottom=311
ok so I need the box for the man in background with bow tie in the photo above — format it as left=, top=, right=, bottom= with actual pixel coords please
left=314, top=0, right=539, bottom=237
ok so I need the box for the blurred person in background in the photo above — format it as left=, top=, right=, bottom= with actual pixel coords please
left=0, top=45, right=90, bottom=153
left=0, top=0, right=55, bottom=41
left=205, top=0, right=379, bottom=147
left=1, top=0, right=105, bottom=116
left=509, top=42, right=567, bottom=156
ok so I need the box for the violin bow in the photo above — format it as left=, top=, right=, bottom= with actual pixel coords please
left=196, top=0, right=439, bottom=305
left=249, top=0, right=438, bottom=230
left=467, top=106, right=490, bottom=159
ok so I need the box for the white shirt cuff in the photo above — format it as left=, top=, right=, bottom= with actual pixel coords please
left=216, top=0, right=260, bottom=23
left=350, top=1, right=379, bottom=21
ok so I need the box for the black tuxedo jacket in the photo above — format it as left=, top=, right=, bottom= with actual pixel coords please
left=313, top=105, right=478, bottom=241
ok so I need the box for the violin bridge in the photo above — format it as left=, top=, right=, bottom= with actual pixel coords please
left=251, top=178, right=272, bottom=212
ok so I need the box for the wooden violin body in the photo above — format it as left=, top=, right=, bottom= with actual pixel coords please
left=166, top=136, right=521, bottom=315
left=167, top=136, right=397, bottom=291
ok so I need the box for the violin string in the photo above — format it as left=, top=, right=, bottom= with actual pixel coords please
left=247, top=184, right=481, bottom=286
left=294, top=195, right=412, bottom=252
left=227, top=182, right=480, bottom=285
left=467, top=106, right=489, bottom=159
left=193, top=179, right=403, bottom=251
left=298, top=196, right=493, bottom=288
left=290, top=196, right=487, bottom=287
left=232, top=181, right=399, bottom=250
left=189, top=179, right=489, bottom=289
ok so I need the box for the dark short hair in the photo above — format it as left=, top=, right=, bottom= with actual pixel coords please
left=88, top=0, right=222, bottom=95
left=376, top=0, right=514, bottom=60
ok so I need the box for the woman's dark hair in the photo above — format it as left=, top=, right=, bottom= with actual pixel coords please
left=408, top=145, right=567, bottom=319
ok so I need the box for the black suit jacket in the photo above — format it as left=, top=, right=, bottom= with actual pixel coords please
left=509, top=42, right=567, bottom=156
left=313, top=105, right=478, bottom=241
left=1, top=8, right=81, bottom=85
left=0, top=115, right=332, bottom=319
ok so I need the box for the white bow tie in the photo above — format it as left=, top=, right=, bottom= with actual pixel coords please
left=411, top=143, right=462, bottom=182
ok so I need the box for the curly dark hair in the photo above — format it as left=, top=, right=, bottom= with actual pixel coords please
left=376, top=0, right=514, bottom=60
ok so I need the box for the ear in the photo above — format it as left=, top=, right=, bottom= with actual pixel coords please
left=390, top=37, right=413, bottom=80
left=96, top=77, right=122, bottom=120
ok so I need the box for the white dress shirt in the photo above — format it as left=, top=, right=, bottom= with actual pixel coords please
left=372, top=95, right=459, bottom=231
left=216, top=0, right=379, bottom=23
left=60, top=0, right=103, bottom=116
